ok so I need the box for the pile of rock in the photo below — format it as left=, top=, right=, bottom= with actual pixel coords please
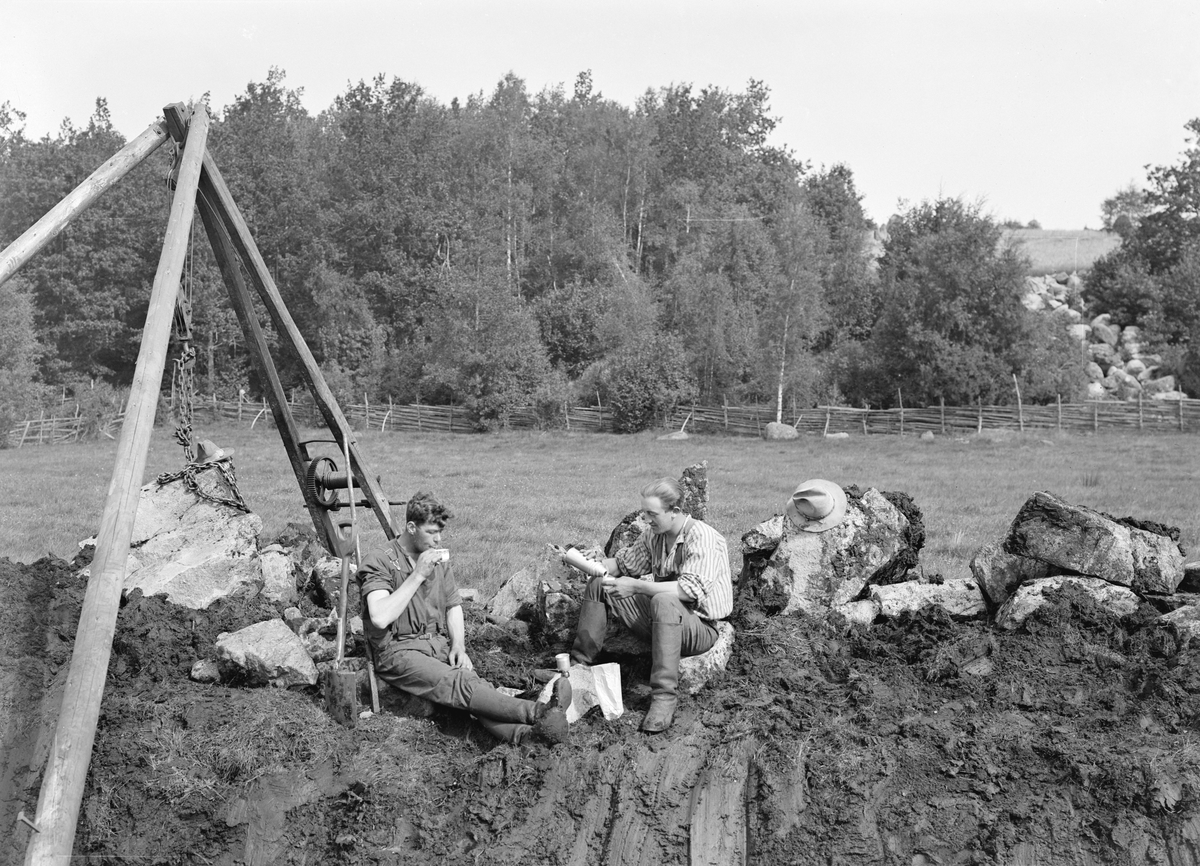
left=972, top=490, right=1187, bottom=628
left=1020, top=272, right=1085, bottom=318
left=1068, top=315, right=1183, bottom=401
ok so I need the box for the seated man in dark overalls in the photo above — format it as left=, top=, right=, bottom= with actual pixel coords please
left=359, top=492, right=569, bottom=744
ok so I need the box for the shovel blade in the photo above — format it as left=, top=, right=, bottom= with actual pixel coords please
left=323, top=668, right=358, bottom=728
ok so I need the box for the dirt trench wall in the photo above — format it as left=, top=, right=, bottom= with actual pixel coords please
left=9, top=555, right=1200, bottom=865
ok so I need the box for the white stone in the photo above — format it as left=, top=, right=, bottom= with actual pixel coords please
left=836, top=598, right=880, bottom=627
left=870, top=578, right=985, bottom=620
left=189, top=659, right=221, bottom=683
left=1144, top=375, right=1177, bottom=395
left=1125, top=359, right=1147, bottom=378
left=995, top=577, right=1138, bottom=630
left=1151, top=390, right=1187, bottom=401
left=215, top=619, right=317, bottom=687
left=679, top=621, right=736, bottom=695
left=1161, top=604, right=1200, bottom=642
left=825, top=431, right=850, bottom=439
left=260, top=550, right=297, bottom=605
left=1086, top=382, right=1107, bottom=399
left=1021, top=292, right=1046, bottom=311
left=763, top=421, right=799, bottom=440
left=1069, top=324, right=1093, bottom=343
left=491, top=545, right=580, bottom=621
left=121, top=474, right=264, bottom=609
left=1092, top=323, right=1120, bottom=347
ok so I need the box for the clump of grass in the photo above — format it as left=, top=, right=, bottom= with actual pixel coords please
left=1081, top=470, right=1101, bottom=488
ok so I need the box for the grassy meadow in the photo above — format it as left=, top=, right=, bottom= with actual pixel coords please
left=2, top=425, right=1197, bottom=597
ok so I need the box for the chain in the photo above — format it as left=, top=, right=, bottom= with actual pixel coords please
left=171, top=345, right=197, bottom=460
left=156, top=459, right=249, bottom=513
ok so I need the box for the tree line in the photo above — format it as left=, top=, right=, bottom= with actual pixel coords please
left=3, top=69, right=1193, bottom=432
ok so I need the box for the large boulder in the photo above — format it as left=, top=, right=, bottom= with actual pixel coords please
left=119, top=472, right=264, bottom=609
left=742, top=488, right=915, bottom=616
left=679, top=621, right=735, bottom=695
left=215, top=619, right=317, bottom=687
left=491, top=544, right=582, bottom=621
left=1162, top=604, right=1200, bottom=643
left=970, top=540, right=1050, bottom=607
left=1088, top=342, right=1117, bottom=367
left=1085, top=361, right=1105, bottom=380
left=763, top=422, right=799, bottom=440
left=995, top=577, right=1139, bottom=630
left=870, top=578, right=986, bottom=621
left=1144, top=375, right=1177, bottom=395
left=1092, top=322, right=1120, bottom=347
left=1005, top=491, right=1185, bottom=595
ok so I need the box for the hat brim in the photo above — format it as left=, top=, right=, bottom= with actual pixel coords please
left=784, top=481, right=848, bottom=533
left=198, top=447, right=235, bottom=464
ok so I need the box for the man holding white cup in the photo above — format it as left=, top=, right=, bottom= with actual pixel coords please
left=360, top=491, right=570, bottom=744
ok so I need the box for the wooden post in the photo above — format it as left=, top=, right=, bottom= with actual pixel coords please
left=195, top=143, right=395, bottom=537
left=1013, top=374, right=1024, bottom=433
left=384, top=396, right=393, bottom=433
left=0, top=122, right=168, bottom=287
left=897, top=389, right=904, bottom=436
left=364, top=393, right=370, bottom=425
left=190, top=135, right=343, bottom=553
left=237, top=391, right=243, bottom=423
left=862, top=402, right=868, bottom=436
left=940, top=396, right=945, bottom=435
left=977, top=399, right=983, bottom=434
left=823, top=406, right=830, bottom=437
left=1093, top=401, right=1099, bottom=434
left=416, top=397, right=422, bottom=432
left=36, top=409, right=44, bottom=445
left=1057, top=394, right=1062, bottom=432
left=1180, top=396, right=1186, bottom=432
left=24, top=104, right=208, bottom=866
left=1138, top=391, right=1144, bottom=430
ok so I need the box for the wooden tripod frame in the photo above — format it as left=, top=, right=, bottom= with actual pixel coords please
left=0, top=103, right=398, bottom=864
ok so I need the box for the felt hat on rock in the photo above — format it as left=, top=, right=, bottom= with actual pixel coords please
left=784, top=479, right=847, bottom=533
left=195, top=439, right=234, bottom=464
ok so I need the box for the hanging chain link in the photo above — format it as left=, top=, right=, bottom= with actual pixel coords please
left=156, top=459, right=248, bottom=513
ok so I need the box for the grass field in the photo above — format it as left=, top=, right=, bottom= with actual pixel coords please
left=2, top=425, right=1197, bottom=596
left=1002, top=228, right=1122, bottom=275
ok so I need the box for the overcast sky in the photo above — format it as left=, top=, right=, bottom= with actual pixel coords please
left=4, top=0, right=1198, bottom=229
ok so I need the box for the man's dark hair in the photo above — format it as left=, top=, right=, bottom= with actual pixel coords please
left=406, top=491, right=453, bottom=528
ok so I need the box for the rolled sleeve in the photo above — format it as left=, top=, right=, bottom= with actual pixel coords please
left=615, top=533, right=653, bottom=577
left=440, top=562, right=463, bottom=609
left=678, top=524, right=733, bottom=620
left=357, top=549, right=395, bottom=599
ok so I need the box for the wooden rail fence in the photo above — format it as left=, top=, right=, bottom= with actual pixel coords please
left=6, top=395, right=1200, bottom=447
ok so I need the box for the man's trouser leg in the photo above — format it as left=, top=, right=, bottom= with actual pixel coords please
left=643, top=594, right=718, bottom=733
left=572, top=576, right=623, bottom=664
left=374, top=643, right=545, bottom=743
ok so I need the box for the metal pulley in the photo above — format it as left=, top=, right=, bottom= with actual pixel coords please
left=301, top=438, right=402, bottom=512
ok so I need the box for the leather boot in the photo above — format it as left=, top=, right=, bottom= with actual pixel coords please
left=642, top=620, right=682, bottom=733
left=467, top=684, right=538, bottom=725
left=570, top=599, right=608, bottom=665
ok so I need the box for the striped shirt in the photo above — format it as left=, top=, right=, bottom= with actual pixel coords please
left=615, top=517, right=733, bottom=621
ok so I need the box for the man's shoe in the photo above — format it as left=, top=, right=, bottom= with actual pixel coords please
left=641, top=695, right=677, bottom=733
left=550, top=674, right=573, bottom=711
left=533, top=703, right=570, bottom=744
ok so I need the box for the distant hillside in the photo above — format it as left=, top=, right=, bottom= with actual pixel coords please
left=1001, top=229, right=1122, bottom=276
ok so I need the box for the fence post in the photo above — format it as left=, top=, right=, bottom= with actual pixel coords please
left=19, top=418, right=31, bottom=448
left=1180, top=396, right=1186, bottom=432
left=1057, top=394, right=1062, bottom=433
left=417, top=397, right=422, bottom=432
left=977, top=399, right=982, bottom=435
left=1138, top=391, right=1144, bottom=430
left=1093, top=402, right=1098, bottom=434
left=37, top=409, right=44, bottom=445
left=940, top=396, right=945, bottom=435
left=212, top=393, right=218, bottom=422
left=723, top=394, right=728, bottom=432
left=823, top=407, right=831, bottom=437
left=364, top=393, right=370, bottom=426
left=862, top=402, right=868, bottom=436
left=897, top=389, right=904, bottom=437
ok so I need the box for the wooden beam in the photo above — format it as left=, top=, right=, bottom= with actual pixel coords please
left=193, top=179, right=336, bottom=549
left=196, top=151, right=397, bottom=541
left=0, top=121, right=168, bottom=287
left=24, top=105, right=210, bottom=866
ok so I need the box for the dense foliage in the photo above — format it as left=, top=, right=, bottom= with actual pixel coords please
left=1087, top=118, right=1200, bottom=395
left=0, top=69, right=1097, bottom=431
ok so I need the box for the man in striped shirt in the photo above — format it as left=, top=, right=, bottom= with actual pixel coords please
left=565, top=477, right=733, bottom=732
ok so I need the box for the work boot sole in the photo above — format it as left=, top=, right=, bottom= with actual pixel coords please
left=534, top=706, right=570, bottom=744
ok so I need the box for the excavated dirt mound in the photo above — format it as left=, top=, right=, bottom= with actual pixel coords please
left=6, top=553, right=1200, bottom=865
